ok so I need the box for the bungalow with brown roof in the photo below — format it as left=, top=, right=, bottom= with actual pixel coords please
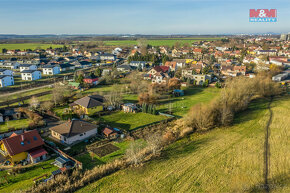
left=49, top=119, right=98, bottom=145
left=71, top=95, right=104, bottom=115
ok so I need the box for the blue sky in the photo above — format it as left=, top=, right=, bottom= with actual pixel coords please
left=0, top=0, right=289, bottom=34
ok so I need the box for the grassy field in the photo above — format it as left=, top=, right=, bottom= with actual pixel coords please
left=0, top=159, right=58, bottom=192
left=157, top=87, right=220, bottom=117
left=0, top=44, right=63, bottom=52
left=104, top=38, right=221, bottom=47
left=97, top=112, right=168, bottom=131
left=76, top=96, right=290, bottom=193
left=0, top=119, right=30, bottom=132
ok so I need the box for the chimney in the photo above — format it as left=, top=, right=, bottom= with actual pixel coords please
left=21, top=134, right=25, bottom=142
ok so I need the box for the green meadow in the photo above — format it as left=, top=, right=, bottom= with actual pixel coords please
left=0, top=44, right=63, bottom=52
left=104, top=38, right=221, bottom=47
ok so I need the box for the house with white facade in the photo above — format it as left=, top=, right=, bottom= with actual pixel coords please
left=0, top=75, right=14, bottom=87
left=0, top=69, right=13, bottom=76
left=0, top=61, right=20, bottom=69
left=49, top=119, right=98, bottom=145
left=19, top=64, right=37, bottom=72
left=129, top=61, right=146, bottom=69
left=21, top=70, right=42, bottom=81
left=42, top=65, right=60, bottom=75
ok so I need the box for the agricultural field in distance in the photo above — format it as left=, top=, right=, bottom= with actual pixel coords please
left=0, top=44, right=63, bottom=52
left=103, top=37, right=222, bottom=47
left=76, top=96, right=290, bottom=193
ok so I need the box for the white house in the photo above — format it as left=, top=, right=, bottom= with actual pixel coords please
left=21, top=70, right=42, bottom=81
left=0, top=75, right=14, bottom=87
left=42, top=65, right=60, bottom=75
left=49, top=119, right=98, bottom=145
left=19, top=64, right=37, bottom=72
left=129, top=61, right=146, bottom=69
left=0, top=61, right=20, bottom=69
left=99, top=53, right=116, bottom=61
left=0, top=69, right=13, bottom=76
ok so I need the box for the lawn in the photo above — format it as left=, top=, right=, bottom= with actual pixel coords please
left=0, top=159, right=58, bottom=192
left=97, top=112, right=168, bottom=131
left=104, top=38, right=221, bottom=47
left=0, top=43, right=63, bottom=53
left=76, top=96, right=290, bottom=193
left=0, top=119, right=30, bottom=132
left=156, top=87, right=220, bottom=117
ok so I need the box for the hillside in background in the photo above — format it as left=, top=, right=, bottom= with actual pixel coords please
left=77, top=96, right=290, bottom=193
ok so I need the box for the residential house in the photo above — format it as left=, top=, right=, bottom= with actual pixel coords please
left=19, top=64, right=37, bottom=72
left=78, top=61, right=92, bottom=68
left=129, top=61, right=146, bottom=69
left=21, top=70, right=42, bottom=81
left=84, top=75, right=99, bottom=85
left=49, top=119, right=98, bottom=145
left=172, top=59, right=186, bottom=68
left=122, top=103, right=138, bottom=113
left=192, top=74, right=211, bottom=85
left=116, top=64, right=132, bottom=72
left=164, top=61, right=177, bottom=71
left=0, top=130, right=47, bottom=164
left=59, top=63, right=76, bottom=72
left=272, top=70, right=290, bottom=82
left=99, top=53, right=116, bottom=61
left=71, top=95, right=104, bottom=115
left=233, top=66, right=247, bottom=75
left=0, top=75, right=14, bottom=87
left=148, top=66, right=170, bottom=76
left=0, top=69, right=13, bottom=76
left=42, top=65, right=61, bottom=75
left=152, top=72, right=170, bottom=84
left=0, top=61, right=20, bottom=69
left=256, top=50, right=277, bottom=56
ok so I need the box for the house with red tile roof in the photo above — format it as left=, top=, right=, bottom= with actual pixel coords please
left=164, top=61, right=177, bottom=71
left=0, top=130, right=47, bottom=164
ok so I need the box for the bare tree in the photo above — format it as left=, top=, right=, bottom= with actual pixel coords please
left=146, top=133, right=163, bottom=155
left=29, top=96, right=40, bottom=110
left=126, top=141, right=144, bottom=165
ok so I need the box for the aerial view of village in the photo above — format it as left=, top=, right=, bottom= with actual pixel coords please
left=0, top=0, right=289, bottom=193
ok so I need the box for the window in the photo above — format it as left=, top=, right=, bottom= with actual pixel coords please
left=80, top=134, right=83, bottom=136
left=27, top=140, right=30, bottom=144
left=20, top=142, right=24, bottom=146
left=33, top=136, right=37, bottom=141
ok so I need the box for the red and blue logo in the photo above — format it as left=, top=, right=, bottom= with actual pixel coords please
left=249, top=9, right=277, bottom=22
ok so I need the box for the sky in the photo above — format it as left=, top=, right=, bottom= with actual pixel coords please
left=0, top=0, right=289, bottom=35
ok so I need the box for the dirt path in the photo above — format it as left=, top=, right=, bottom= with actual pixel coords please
left=264, top=97, right=273, bottom=192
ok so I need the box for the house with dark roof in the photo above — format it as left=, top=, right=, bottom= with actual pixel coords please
left=0, top=130, right=47, bottom=164
left=49, top=119, right=98, bottom=145
left=0, top=69, right=13, bottom=76
left=19, top=64, right=37, bottom=72
left=59, top=63, right=76, bottom=72
left=42, top=65, right=60, bottom=75
left=0, top=75, right=14, bottom=87
left=71, top=95, right=104, bottom=115
left=21, top=70, right=42, bottom=80
left=116, top=64, right=132, bottom=72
